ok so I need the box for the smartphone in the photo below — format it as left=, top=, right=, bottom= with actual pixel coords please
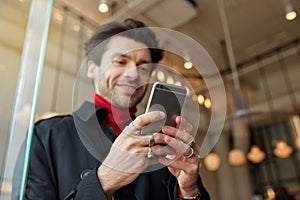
left=142, top=82, right=187, bottom=134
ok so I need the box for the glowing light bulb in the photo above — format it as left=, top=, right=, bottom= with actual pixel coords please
left=184, top=61, right=193, bottom=69
left=174, top=81, right=182, bottom=86
left=265, top=187, right=275, bottom=200
left=157, top=71, right=165, bottom=82
left=273, top=140, right=293, bottom=158
left=98, top=3, right=109, bottom=13
left=204, top=152, right=221, bottom=171
left=204, top=98, right=211, bottom=109
left=228, top=149, right=246, bottom=166
left=247, top=145, right=266, bottom=163
left=285, top=11, right=297, bottom=20
left=197, top=94, right=204, bottom=105
left=166, top=76, right=174, bottom=84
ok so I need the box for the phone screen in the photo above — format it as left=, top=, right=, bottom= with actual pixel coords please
left=142, top=82, right=187, bottom=134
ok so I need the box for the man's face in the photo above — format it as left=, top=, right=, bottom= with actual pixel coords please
left=88, top=36, right=152, bottom=108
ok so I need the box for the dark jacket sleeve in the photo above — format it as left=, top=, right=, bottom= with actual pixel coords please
left=23, top=117, right=108, bottom=200
left=64, top=168, right=107, bottom=200
left=13, top=122, right=56, bottom=200
left=12, top=125, right=58, bottom=200
left=24, top=126, right=58, bottom=199
left=25, top=133, right=107, bottom=200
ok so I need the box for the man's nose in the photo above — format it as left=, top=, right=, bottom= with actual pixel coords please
left=123, top=62, right=139, bottom=79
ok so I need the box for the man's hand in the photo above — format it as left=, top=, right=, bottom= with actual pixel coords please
left=97, top=111, right=171, bottom=197
left=158, top=116, right=201, bottom=197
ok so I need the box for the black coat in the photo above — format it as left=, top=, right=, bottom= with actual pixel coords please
left=14, top=102, right=210, bottom=200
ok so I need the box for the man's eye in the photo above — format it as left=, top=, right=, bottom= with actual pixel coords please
left=114, top=60, right=126, bottom=65
left=112, top=59, right=126, bottom=65
left=137, top=64, right=151, bottom=73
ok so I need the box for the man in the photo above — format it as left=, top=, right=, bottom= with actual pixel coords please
left=19, top=19, right=210, bottom=199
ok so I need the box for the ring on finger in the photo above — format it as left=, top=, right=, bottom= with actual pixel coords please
left=147, top=147, right=155, bottom=159
left=184, top=147, right=195, bottom=159
left=187, top=138, right=195, bottom=147
left=149, top=135, right=155, bottom=147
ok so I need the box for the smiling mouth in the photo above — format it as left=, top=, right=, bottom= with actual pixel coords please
left=116, top=83, right=138, bottom=95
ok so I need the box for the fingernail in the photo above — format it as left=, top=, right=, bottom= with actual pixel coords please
left=166, top=154, right=176, bottom=160
left=159, top=111, right=165, bottom=117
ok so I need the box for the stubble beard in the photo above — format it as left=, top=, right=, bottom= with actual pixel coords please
left=111, top=86, right=146, bottom=109
left=97, top=80, right=146, bottom=109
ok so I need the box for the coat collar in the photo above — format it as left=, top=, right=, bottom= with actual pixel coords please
left=73, top=101, right=108, bottom=125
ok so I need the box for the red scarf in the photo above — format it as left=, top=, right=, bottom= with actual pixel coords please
left=94, top=94, right=137, bottom=136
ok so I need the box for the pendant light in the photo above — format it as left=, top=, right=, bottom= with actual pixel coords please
left=204, top=152, right=221, bottom=171
left=247, top=145, right=266, bottom=163
left=98, top=0, right=109, bottom=13
left=228, top=131, right=246, bottom=166
left=247, top=131, right=266, bottom=163
left=273, top=140, right=293, bottom=158
left=283, top=0, right=297, bottom=21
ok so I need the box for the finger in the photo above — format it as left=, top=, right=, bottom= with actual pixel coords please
left=193, top=144, right=200, bottom=155
left=176, top=116, right=193, bottom=133
left=164, top=135, right=190, bottom=157
left=162, top=126, right=193, bottom=144
left=158, top=156, right=200, bottom=175
left=159, top=145, right=201, bottom=169
left=151, top=144, right=175, bottom=157
left=184, top=144, right=200, bottom=159
left=140, top=132, right=171, bottom=146
left=104, top=143, right=150, bottom=173
left=183, top=146, right=194, bottom=158
left=132, top=111, right=165, bottom=130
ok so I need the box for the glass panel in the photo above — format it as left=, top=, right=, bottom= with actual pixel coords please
left=0, top=0, right=29, bottom=176
left=0, top=0, right=52, bottom=199
left=1, top=2, right=97, bottom=199
left=0, top=0, right=32, bottom=198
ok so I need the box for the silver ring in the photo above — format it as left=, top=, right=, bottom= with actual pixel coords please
left=128, top=122, right=141, bottom=134
left=147, top=147, right=155, bottom=159
left=184, top=147, right=195, bottom=159
left=188, top=138, right=195, bottom=147
left=149, top=135, right=155, bottom=147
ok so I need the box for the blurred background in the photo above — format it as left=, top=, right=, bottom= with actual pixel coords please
left=0, top=0, right=300, bottom=199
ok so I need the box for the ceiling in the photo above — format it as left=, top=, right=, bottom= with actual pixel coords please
left=55, top=0, right=300, bottom=67
left=1, top=0, right=299, bottom=127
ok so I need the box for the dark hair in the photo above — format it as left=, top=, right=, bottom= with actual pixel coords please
left=85, top=18, right=163, bottom=65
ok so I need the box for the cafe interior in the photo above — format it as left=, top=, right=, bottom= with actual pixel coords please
left=0, top=0, right=300, bottom=199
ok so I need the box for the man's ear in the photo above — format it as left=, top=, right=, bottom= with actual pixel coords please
left=87, top=60, right=97, bottom=78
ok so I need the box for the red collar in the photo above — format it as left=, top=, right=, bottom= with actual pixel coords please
left=94, top=94, right=137, bottom=136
